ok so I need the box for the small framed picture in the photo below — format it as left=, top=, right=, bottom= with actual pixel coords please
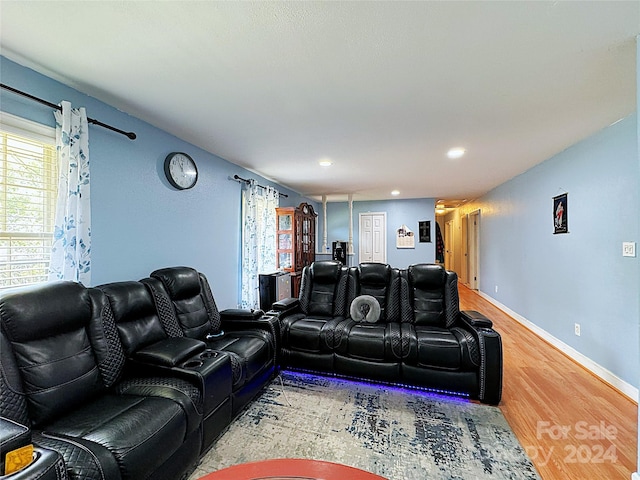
left=419, top=221, right=431, bottom=242
left=553, top=193, right=568, bottom=234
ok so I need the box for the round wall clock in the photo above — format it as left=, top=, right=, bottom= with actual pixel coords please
left=164, top=152, right=198, bottom=190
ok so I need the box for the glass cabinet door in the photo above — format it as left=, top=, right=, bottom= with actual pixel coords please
left=278, top=214, right=292, bottom=231
left=279, top=233, right=292, bottom=250
left=278, top=252, right=292, bottom=270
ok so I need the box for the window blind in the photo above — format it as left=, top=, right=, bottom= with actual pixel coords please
left=0, top=128, right=58, bottom=289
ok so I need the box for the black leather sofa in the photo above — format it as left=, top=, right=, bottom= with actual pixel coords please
left=0, top=267, right=278, bottom=480
left=276, top=261, right=502, bottom=405
left=0, top=262, right=501, bottom=479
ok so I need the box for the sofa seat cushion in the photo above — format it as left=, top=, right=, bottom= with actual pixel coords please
left=207, top=332, right=271, bottom=389
left=288, top=317, right=330, bottom=352
left=43, top=394, right=187, bottom=480
left=115, top=376, right=203, bottom=433
left=283, top=314, right=347, bottom=352
left=335, top=321, right=403, bottom=362
left=405, top=326, right=463, bottom=370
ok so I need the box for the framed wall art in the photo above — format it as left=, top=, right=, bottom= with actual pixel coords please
left=418, top=220, right=431, bottom=243
left=553, top=193, right=568, bottom=234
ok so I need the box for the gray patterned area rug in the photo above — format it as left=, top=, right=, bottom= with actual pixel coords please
left=190, top=371, right=540, bottom=480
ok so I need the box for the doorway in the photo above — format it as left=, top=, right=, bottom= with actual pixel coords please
left=468, top=210, right=480, bottom=290
left=444, top=220, right=454, bottom=271
left=359, top=212, right=386, bottom=263
left=460, top=214, right=469, bottom=284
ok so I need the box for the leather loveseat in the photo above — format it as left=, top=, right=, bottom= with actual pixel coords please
left=0, top=267, right=278, bottom=480
left=276, top=261, right=502, bottom=405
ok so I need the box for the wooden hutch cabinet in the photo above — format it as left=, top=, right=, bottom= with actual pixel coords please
left=276, top=202, right=317, bottom=297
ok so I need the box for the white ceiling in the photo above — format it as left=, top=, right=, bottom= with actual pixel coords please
left=1, top=1, right=638, bottom=203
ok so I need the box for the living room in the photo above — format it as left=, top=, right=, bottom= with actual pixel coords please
left=0, top=2, right=638, bottom=480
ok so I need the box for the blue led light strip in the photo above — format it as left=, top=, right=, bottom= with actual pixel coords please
left=284, top=368, right=471, bottom=402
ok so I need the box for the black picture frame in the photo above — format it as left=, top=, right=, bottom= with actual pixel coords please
left=553, top=193, right=568, bottom=234
left=419, top=221, right=431, bottom=243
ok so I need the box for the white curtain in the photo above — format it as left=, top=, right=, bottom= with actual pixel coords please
left=241, top=180, right=279, bottom=308
left=48, top=101, right=91, bottom=285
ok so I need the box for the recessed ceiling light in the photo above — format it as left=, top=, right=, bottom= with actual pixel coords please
left=391, top=190, right=400, bottom=196
left=319, top=159, right=333, bottom=167
left=447, top=147, right=466, bottom=159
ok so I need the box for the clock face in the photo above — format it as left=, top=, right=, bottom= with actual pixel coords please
left=164, top=152, right=198, bottom=190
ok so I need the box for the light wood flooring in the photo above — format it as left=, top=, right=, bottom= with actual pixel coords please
left=458, top=282, right=637, bottom=479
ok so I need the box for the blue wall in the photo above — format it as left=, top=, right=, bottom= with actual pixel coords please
left=462, top=114, right=639, bottom=387
left=320, top=198, right=436, bottom=267
left=3, top=54, right=637, bottom=390
left=0, top=56, right=317, bottom=308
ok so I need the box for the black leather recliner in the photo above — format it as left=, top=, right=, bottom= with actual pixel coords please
left=97, top=279, right=234, bottom=451
left=279, top=260, right=348, bottom=371
left=400, top=264, right=502, bottom=404
left=150, top=266, right=278, bottom=413
left=332, top=262, right=404, bottom=381
left=0, top=281, right=203, bottom=480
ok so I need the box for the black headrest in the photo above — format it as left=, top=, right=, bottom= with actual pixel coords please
left=408, top=264, right=447, bottom=289
left=151, top=266, right=201, bottom=300
left=358, top=263, right=391, bottom=286
left=0, top=281, right=90, bottom=341
left=98, top=281, right=156, bottom=323
left=310, top=261, right=342, bottom=284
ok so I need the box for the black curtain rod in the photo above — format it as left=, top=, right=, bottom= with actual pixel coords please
left=233, top=174, right=288, bottom=198
left=1, top=83, right=137, bottom=140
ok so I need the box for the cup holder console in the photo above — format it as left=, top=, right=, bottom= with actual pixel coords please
left=183, top=359, right=204, bottom=369
left=182, top=350, right=220, bottom=369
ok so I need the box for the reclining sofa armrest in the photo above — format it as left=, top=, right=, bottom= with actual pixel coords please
left=460, top=310, right=493, bottom=329
left=457, top=311, right=502, bottom=404
left=220, top=308, right=264, bottom=321
left=133, top=337, right=207, bottom=367
left=270, top=297, right=300, bottom=317
left=220, top=308, right=274, bottom=333
left=458, top=312, right=503, bottom=405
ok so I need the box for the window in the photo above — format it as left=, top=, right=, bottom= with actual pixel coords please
left=0, top=112, right=57, bottom=290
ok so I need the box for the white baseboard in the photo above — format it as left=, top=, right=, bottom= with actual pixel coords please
left=477, top=291, right=639, bottom=403
left=631, top=472, right=639, bottom=480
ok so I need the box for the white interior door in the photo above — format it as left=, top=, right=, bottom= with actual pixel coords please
left=359, top=212, right=386, bottom=263
left=468, top=210, right=480, bottom=290
left=444, top=220, right=454, bottom=271
left=461, top=214, right=469, bottom=284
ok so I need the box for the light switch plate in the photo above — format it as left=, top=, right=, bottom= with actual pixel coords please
left=622, top=242, right=636, bottom=257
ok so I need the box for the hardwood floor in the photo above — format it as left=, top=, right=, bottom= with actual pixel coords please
left=458, top=283, right=638, bottom=479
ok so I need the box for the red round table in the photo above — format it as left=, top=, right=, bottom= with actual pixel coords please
left=197, top=458, right=388, bottom=480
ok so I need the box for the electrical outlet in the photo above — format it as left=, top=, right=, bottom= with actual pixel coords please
left=574, top=323, right=581, bottom=336
left=495, top=285, right=498, bottom=293
left=623, top=242, right=636, bottom=257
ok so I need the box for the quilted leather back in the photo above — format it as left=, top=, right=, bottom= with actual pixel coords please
left=98, top=280, right=173, bottom=356
left=349, top=263, right=401, bottom=322
left=405, top=264, right=459, bottom=328
left=0, top=282, right=107, bottom=427
left=151, top=266, right=221, bottom=338
left=0, top=330, right=30, bottom=425
left=300, top=261, right=345, bottom=317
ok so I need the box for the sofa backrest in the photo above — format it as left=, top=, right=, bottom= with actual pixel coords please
left=0, top=282, right=122, bottom=428
left=299, top=261, right=347, bottom=317
left=98, top=280, right=179, bottom=357
left=150, top=266, right=221, bottom=339
left=349, top=263, right=401, bottom=322
left=404, top=264, right=460, bottom=328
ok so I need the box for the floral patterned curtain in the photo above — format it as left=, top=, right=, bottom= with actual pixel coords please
left=241, top=180, right=279, bottom=308
left=48, top=101, right=91, bottom=284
